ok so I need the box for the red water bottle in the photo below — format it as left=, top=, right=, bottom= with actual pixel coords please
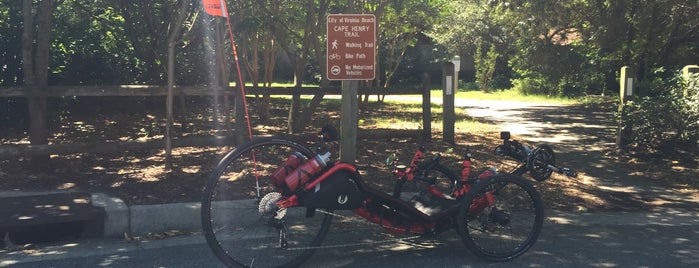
left=284, top=152, right=331, bottom=192
left=461, top=153, right=472, bottom=181
left=453, top=153, right=473, bottom=198
left=270, top=152, right=305, bottom=188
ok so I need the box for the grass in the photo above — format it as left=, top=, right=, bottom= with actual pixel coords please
left=455, top=89, right=578, bottom=104
left=253, top=86, right=587, bottom=134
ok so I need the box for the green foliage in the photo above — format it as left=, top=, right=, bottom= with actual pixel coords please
left=621, top=72, right=699, bottom=154
left=474, top=44, right=498, bottom=92
left=511, top=76, right=558, bottom=96
left=0, top=0, right=696, bottom=95
left=378, top=0, right=443, bottom=86
left=431, top=0, right=699, bottom=97
left=0, top=1, right=23, bottom=86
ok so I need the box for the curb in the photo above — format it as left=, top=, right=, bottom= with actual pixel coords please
left=91, top=193, right=202, bottom=238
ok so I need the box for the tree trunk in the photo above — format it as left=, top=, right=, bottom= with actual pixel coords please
left=23, top=0, right=57, bottom=171
left=165, top=1, right=189, bottom=170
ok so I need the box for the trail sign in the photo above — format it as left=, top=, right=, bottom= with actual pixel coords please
left=326, top=14, right=376, bottom=80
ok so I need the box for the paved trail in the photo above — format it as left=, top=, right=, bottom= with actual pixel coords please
left=452, top=99, right=699, bottom=209
left=383, top=95, right=698, bottom=209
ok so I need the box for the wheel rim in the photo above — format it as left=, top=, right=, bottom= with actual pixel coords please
left=202, top=138, right=331, bottom=267
left=461, top=176, right=543, bottom=261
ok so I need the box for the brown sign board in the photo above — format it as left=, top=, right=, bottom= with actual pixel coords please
left=326, top=14, right=376, bottom=80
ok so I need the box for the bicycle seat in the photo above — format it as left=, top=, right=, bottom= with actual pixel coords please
left=409, top=193, right=460, bottom=218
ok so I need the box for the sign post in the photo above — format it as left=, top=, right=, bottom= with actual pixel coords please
left=442, top=62, right=455, bottom=145
left=617, top=66, right=634, bottom=148
left=682, top=65, right=699, bottom=96
left=327, top=14, right=376, bottom=163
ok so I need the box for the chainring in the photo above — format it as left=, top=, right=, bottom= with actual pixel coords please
left=258, top=192, right=287, bottom=220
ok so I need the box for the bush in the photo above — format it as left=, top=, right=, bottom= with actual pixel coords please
left=511, top=76, right=559, bottom=96
left=620, top=72, right=699, bottom=154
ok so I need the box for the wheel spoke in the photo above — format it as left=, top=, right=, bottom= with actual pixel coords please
left=201, top=138, right=332, bottom=267
left=458, top=175, right=543, bottom=261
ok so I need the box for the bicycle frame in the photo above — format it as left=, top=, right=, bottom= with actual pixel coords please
left=389, top=132, right=577, bottom=210
left=202, top=130, right=549, bottom=266
left=276, top=160, right=492, bottom=235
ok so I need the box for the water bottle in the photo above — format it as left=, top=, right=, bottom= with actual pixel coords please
left=460, top=153, right=472, bottom=181
left=283, top=152, right=331, bottom=192
left=270, top=152, right=305, bottom=188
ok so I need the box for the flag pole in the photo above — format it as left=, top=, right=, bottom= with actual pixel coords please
left=203, top=0, right=260, bottom=196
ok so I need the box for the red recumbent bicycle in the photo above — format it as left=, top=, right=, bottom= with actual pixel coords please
left=201, top=126, right=576, bottom=267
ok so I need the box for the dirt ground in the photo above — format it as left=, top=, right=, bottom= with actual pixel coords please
left=1, top=96, right=697, bottom=211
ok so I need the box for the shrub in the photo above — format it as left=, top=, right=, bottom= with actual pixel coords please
left=511, top=76, right=559, bottom=96
left=620, top=72, right=699, bottom=154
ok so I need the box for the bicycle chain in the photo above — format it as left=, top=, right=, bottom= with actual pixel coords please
left=282, top=209, right=424, bottom=251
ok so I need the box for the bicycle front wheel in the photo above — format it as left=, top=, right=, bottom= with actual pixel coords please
left=456, top=174, right=544, bottom=262
left=201, top=137, right=333, bottom=268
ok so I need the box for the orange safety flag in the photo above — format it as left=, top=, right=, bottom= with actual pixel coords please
left=202, top=0, right=228, bottom=17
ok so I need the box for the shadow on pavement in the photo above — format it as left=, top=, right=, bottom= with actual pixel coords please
left=460, top=102, right=699, bottom=211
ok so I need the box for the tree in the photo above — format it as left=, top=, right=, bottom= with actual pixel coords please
left=429, top=0, right=511, bottom=89
left=579, top=0, right=699, bottom=92
left=22, top=0, right=63, bottom=170
left=431, top=0, right=697, bottom=96
left=0, top=2, right=23, bottom=86
left=502, top=0, right=699, bottom=96
left=475, top=44, right=498, bottom=92
left=238, top=0, right=335, bottom=133
left=165, top=0, right=194, bottom=169
left=379, top=0, right=440, bottom=88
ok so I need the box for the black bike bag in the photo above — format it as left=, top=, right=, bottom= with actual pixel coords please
left=299, top=168, right=364, bottom=210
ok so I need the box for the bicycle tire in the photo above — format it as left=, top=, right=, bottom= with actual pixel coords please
left=456, top=174, right=544, bottom=262
left=201, top=137, right=333, bottom=268
left=393, top=163, right=458, bottom=200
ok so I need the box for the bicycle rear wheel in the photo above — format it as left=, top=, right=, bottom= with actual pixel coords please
left=456, top=174, right=543, bottom=262
left=201, top=137, right=333, bottom=268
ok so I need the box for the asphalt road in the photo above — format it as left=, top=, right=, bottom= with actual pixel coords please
left=4, top=213, right=698, bottom=267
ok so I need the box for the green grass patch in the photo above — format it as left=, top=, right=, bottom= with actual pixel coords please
left=452, top=88, right=579, bottom=104
left=247, top=86, right=591, bottom=134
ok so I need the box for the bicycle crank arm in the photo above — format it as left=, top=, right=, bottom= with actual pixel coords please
left=546, top=164, right=577, bottom=178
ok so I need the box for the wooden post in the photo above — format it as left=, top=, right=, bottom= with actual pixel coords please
left=234, top=86, right=247, bottom=145
left=342, top=1, right=357, bottom=163
left=340, top=80, right=358, bottom=163
left=165, top=42, right=175, bottom=170
left=616, top=66, right=634, bottom=148
left=682, top=65, right=699, bottom=96
left=442, top=62, right=455, bottom=145
left=421, top=73, right=431, bottom=144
